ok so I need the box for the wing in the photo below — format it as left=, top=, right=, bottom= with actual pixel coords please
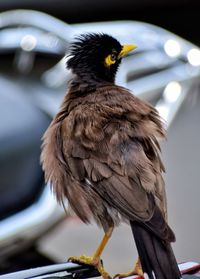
left=41, top=85, right=169, bottom=239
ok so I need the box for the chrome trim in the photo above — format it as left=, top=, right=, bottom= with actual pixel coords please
left=0, top=184, right=64, bottom=244
left=0, top=262, right=98, bottom=279
left=0, top=9, right=73, bottom=42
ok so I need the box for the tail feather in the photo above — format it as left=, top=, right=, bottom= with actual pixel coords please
left=130, top=222, right=181, bottom=279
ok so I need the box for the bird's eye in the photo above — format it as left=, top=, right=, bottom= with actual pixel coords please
left=110, top=53, right=117, bottom=61
left=105, top=52, right=118, bottom=67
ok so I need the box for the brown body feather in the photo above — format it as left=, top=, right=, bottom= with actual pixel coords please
left=41, top=79, right=170, bottom=239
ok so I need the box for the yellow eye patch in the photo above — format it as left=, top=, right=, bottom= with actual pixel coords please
left=105, top=53, right=117, bottom=67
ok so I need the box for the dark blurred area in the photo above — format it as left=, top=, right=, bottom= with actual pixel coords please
left=0, top=0, right=199, bottom=45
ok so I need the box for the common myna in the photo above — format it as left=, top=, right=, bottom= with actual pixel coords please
left=41, top=33, right=181, bottom=279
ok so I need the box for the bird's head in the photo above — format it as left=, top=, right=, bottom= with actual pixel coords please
left=67, top=33, right=137, bottom=83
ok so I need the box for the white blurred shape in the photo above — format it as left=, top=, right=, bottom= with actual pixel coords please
left=164, top=39, right=181, bottom=57
left=187, top=48, right=200, bottom=66
left=156, top=103, right=169, bottom=122
left=163, top=81, right=182, bottom=103
left=20, top=34, right=37, bottom=51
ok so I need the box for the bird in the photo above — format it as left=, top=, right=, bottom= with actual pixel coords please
left=41, top=33, right=181, bottom=279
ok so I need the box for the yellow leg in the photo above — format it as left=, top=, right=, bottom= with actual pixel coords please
left=93, top=227, right=113, bottom=258
left=113, top=257, right=143, bottom=278
left=68, top=227, right=113, bottom=279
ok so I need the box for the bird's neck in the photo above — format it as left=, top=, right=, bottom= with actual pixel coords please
left=69, top=73, right=114, bottom=94
left=71, top=64, right=116, bottom=84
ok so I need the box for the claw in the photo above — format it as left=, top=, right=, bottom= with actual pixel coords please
left=113, top=258, right=143, bottom=278
left=68, top=255, right=98, bottom=265
left=68, top=255, right=112, bottom=279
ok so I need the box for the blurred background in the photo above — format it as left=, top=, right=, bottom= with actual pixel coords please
left=0, top=0, right=200, bottom=277
left=0, top=0, right=200, bottom=45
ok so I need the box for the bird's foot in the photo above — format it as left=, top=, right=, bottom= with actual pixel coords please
left=68, top=255, right=111, bottom=279
left=113, top=258, right=143, bottom=278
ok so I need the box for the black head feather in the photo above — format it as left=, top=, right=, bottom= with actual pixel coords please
left=67, top=33, right=123, bottom=83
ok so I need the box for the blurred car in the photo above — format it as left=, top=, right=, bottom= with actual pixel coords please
left=0, top=0, right=200, bottom=45
left=0, top=8, right=200, bottom=274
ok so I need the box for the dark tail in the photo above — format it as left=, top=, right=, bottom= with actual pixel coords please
left=130, top=221, right=181, bottom=279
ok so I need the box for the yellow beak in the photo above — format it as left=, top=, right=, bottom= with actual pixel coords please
left=119, top=44, right=137, bottom=58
